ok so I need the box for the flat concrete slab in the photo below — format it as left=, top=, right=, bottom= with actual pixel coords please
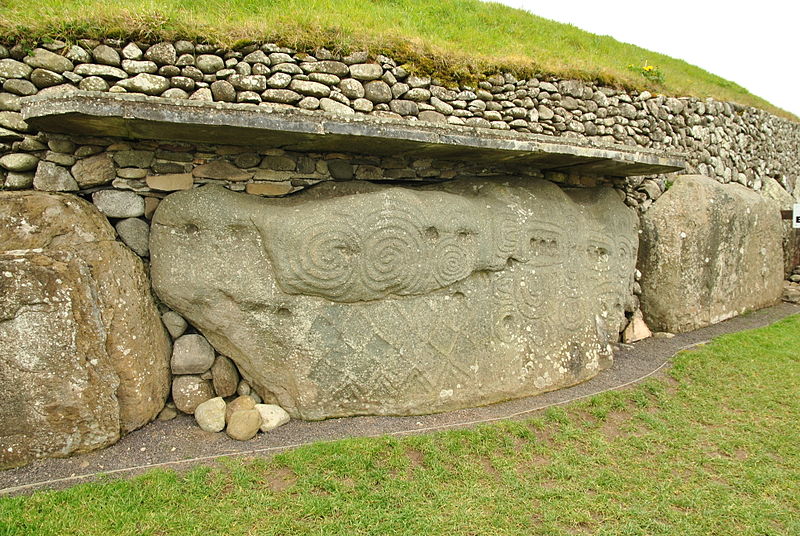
left=22, top=92, right=685, bottom=177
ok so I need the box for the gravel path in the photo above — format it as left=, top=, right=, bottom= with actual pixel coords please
left=2, top=302, right=798, bottom=496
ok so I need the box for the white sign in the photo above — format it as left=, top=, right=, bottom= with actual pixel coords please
left=795, top=204, right=800, bottom=229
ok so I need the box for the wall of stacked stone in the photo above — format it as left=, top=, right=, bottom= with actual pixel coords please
left=0, top=37, right=798, bottom=211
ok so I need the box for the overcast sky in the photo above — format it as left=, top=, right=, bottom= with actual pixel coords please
left=491, top=1, right=800, bottom=117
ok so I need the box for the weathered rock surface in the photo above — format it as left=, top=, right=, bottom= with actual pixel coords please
left=759, top=176, right=800, bottom=276
left=0, top=192, right=171, bottom=468
left=194, top=397, right=226, bottom=433
left=151, top=179, right=638, bottom=420
left=226, top=409, right=262, bottom=441
left=225, top=395, right=256, bottom=423
left=211, top=354, right=240, bottom=398
left=638, top=175, right=783, bottom=333
left=255, top=404, right=291, bottom=432
left=171, top=375, right=214, bottom=414
left=171, top=333, right=215, bottom=374
left=0, top=250, right=121, bottom=468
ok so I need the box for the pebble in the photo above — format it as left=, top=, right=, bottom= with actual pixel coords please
left=172, top=375, right=215, bottom=414
left=73, top=64, right=127, bottom=79
left=171, top=333, right=216, bottom=375
left=210, top=80, right=236, bottom=102
left=115, top=217, right=150, bottom=256
left=297, top=96, right=320, bottom=110
left=319, top=98, right=355, bottom=116
left=389, top=100, right=419, bottom=116
left=4, top=171, right=33, bottom=189
left=226, top=395, right=256, bottom=423
left=3, top=79, right=37, bottom=96
left=339, top=78, right=365, bottom=99
left=255, top=404, right=291, bottom=432
left=229, top=74, right=267, bottom=92
left=289, top=79, right=330, bottom=98
left=237, top=380, right=252, bottom=396
left=363, top=80, right=392, bottom=103
left=121, top=59, right=158, bottom=74
left=211, top=355, right=240, bottom=398
left=0, top=93, right=21, bottom=111
left=33, top=161, right=79, bottom=191
left=92, top=189, right=145, bottom=218
left=266, top=72, right=292, bottom=89
left=0, top=58, right=32, bottom=79
left=116, top=73, right=169, bottom=95
left=157, top=406, right=178, bottom=421
left=349, top=63, right=383, bottom=81
left=121, top=43, right=143, bottom=60
left=196, top=54, right=224, bottom=74
left=0, top=152, right=38, bottom=171
left=72, top=153, right=115, bottom=187
left=195, top=397, right=227, bottom=433
left=161, top=311, right=188, bottom=339
left=226, top=409, right=262, bottom=441
left=79, top=76, right=110, bottom=91
left=144, top=42, right=176, bottom=66
left=145, top=172, right=193, bottom=191
left=92, top=45, right=121, bottom=66
left=24, top=48, right=74, bottom=72
left=193, top=160, right=253, bottom=181
left=65, top=45, right=92, bottom=63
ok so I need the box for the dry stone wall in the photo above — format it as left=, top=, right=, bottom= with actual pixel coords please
left=0, top=38, right=798, bottom=210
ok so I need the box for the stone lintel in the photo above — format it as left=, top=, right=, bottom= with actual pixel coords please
left=22, top=92, right=686, bottom=177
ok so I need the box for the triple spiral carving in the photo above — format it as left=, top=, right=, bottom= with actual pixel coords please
left=281, top=200, right=477, bottom=300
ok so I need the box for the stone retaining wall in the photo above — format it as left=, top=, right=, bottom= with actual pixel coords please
left=0, top=38, right=798, bottom=210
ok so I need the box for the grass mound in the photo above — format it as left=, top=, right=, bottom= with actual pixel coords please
left=0, top=0, right=795, bottom=120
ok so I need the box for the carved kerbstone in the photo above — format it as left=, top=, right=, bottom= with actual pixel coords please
left=150, top=179, right=638, bottom=419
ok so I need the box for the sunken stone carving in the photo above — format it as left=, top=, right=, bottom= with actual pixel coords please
left=638, top=175, right=784, bottom=333
left=150, top=179, right=638, bottom=420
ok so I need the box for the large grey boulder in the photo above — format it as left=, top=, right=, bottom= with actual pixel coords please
left=759, top=176, right=799, bottom=276
left=638, top=175, right=783, bottom=333
left=151, top=179, right=638, bottom=420
left=0, top=192, right=171, bottom=468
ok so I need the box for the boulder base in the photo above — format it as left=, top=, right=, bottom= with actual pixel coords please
left=151, top=180, right=638, bottom=420
left=0, top=191, right=171, bottom=468
left=638, top=175, right=783, bottom=333
left=0, top=251, right=121, bottom=467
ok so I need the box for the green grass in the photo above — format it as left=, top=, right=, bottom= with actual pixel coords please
left=1, top=314, right=799, bottom=535
left=0, top=0, right=795, bottom=120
